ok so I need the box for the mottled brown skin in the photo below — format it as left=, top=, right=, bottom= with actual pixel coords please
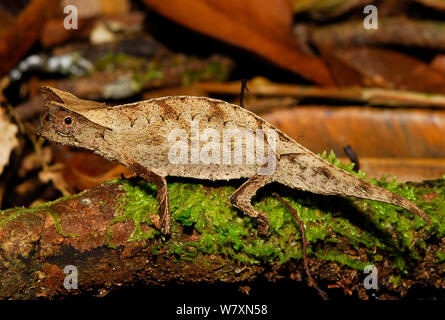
left=37, top=86, right=432, bottom=235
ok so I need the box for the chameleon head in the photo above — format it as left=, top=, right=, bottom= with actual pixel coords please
left=37, top=86, right=110, bottom=152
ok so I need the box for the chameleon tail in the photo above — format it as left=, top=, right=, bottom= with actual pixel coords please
left=278, top=153, right=432, bottom=226
left=358, top=183, right=432, bottom=225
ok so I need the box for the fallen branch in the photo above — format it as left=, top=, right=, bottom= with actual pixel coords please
left=47, top=54, right=233, bottom=100
left=195, top=79, right=445, bottom=109
left=310, top=17, right=445, bottom=51
left=0, top=175, right=444, bottom=300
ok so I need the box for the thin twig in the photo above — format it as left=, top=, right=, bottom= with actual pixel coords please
left=343, top=145, right=359, bottom=172
left=196, top=80, right=445, bottom=109
left=272, top=192, right=328, bottom=300
left=240, top=79, right=249, bottom=108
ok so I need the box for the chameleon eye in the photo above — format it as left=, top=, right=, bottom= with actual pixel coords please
left=64, top=116, right=72, bottom=125
left=45, top=114, right=51, bottom=121
left=53, top=112, right=77, bottom=136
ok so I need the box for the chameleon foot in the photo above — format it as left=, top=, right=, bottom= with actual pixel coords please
left=230, top=174, right=273, bottom=234
left=126, top=161, right=171, bottom=235
left=149, top=195, right=171, bottom=235
left=155, top=192, right=171, bottom=235
left=256, top=211, right=270, bottom=235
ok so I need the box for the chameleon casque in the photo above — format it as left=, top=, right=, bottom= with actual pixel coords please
left=37, top=86, right=432, bottom=235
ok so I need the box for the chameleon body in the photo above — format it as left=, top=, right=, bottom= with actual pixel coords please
left=37, top=86, right=432, bottom=234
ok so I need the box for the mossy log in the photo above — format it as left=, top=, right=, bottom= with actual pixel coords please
left=0, top=162, right=444, bottom=299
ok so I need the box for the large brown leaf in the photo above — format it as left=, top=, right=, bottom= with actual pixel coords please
left=292, top=0, right=367, bottom=20
left=262, top=105, right=445, bottom=181
left=263, top=106, right=445, bottom=159
left=320, top=47, right=445, bottom=94
left=0, top=0, right=59, bottom=77
left=311, top=17, right=445, bottom=51
left=0, top=108, right=18, bottom=175
left=45, top=146, right=133, bottom=194
left=415, top=0, right=445, bottom=11
left=338, top=157, right=445, bottom=182
left=142, top=0, right=334, bottom=85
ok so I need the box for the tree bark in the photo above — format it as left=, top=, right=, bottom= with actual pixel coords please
left=0, top=177, right=444, bottom=300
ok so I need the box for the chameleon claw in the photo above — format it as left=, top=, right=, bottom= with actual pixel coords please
left=150, top=215, right=162, bottom=229
left=256, top=211, right=269, bottom=235
left=150, top=213, right=171, bottom=235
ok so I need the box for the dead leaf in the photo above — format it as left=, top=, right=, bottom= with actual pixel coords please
left=311, top=17, right=445, bottom=51
left=414, top=0, right=445, bottom=11
left=292, top=0, right=367, bottom=20
left=262, top=106, right=445, bottom=159
left=15, top=96, right=45, bottom=121
left=41, top=11, right=145, bottom=48
left=98, top=0, right=130, bottom=16
left=238, top=285, right=251, bottom=295
left=431, top=55, right=445, bottom=75
left=52, top=146, right=133, bottom=192
left=422, top=192, right=440, bottom=202
left=142, top=0, right=334, bottom=85
left=0, top=0, right=59, bottom=77
left=14, top=178, right=45, bottom=196
left=61, top=0, right=101, bottom=18
left=60, top=0, right=130, bottom=18
left=334, top=280, right=353, bottom=295
left=240, top=96, right=298, bottom=114
left=0, top=182, right=4, bottom=207
left=338, top=157, right=445, bottom=182
left=142, top=87, right=208, bottom=100
left=19, top=146, right=52, bottom=177
left=41, top=17, right=97, bottom=48
left=0, top=108, right=18, bottom=175
left=38, top=163, right=72, bottom=196
left=321, top=47, right=445, bottom=94
left=0, top=6, right=15, bottom=37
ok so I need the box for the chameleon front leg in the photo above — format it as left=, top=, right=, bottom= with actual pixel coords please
left=230, top=174, right=273, bottom=234
left=126, top=162, right=171, bottom=235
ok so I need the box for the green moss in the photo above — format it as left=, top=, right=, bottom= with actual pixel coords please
left=204, top=61, right=231, bottom=82
left=0, top=193, right=81, bottom=235
left=392, top=256, right=406, bottom=273
left=132, top=61, right=164, bottom=91
left=104, top=227, right=117, bottom=249
left=171, top=241, right=200, bottom=262
left=114, top=180, right=160, bottom=242
left=435, top=251, right=445, bottom=263
left=114, top=150, right=444, bottom=273
left=95, top=52, right=232, bottom=91
left=374, top=254, right=383, bottom=262
left=2, top=151, right=443, bottom=277
left=390, top=274, right=402, bottom=286
left=180, top=56, right=231, bottom=86
left=95, top=53, right=145, bottom=72
left=315, top=250, right=369, bottom=270
left=47, top=209, right=79, bottom=238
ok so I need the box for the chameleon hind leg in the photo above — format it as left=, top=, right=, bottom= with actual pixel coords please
left=126, top=162, right=171, bottom=235
left=230, top=174, right=273, bottom=234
